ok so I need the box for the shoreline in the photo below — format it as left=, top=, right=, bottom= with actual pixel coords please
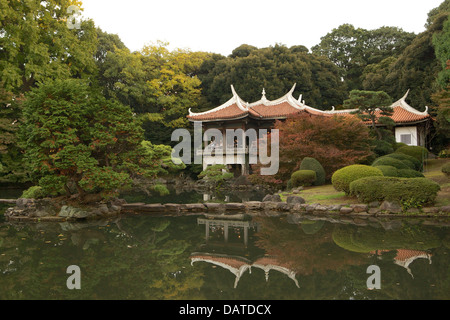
left=2, top=197, right=450, bottom=223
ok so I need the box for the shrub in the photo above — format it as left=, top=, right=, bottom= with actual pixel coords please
left=21, top=186, right=46, bottom=199
left=442, top=162, right=450, bottom=177
left=395, top=145, right=428, bottom=161
left=349, top=176, right=441, bottom=206
left=331, top=165, right=383, bottom=194
left=397, top=169, right=425, bottom=178
left=291, top=170, right=317, bottom=187
left=374, top=165, right=399, bottom=177
left=198, top=164, right=233, bottom=187
left=394, top=142, right=408, bottom=150
left=371, top=139, right=394, bottom=157
left=384, top=152, right=422, bottom=171
left=299, top=157, right=326, bottom=185
left=372, top=157, right=410, bottom=169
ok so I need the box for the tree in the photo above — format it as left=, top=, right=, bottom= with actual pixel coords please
left=344, top=90, right=393, bottom=140
left=197, top=44, right=347, bottom=111
left=432, top=15, right=450, bottom=89
left=312, top=24, right=415, bottom=92
left=382, top=14, right=447, bottom=110
left=249, top=113, right=374, bottom=187
left=21, top=79, right=164, bottom=200
left=0, top=0, right=98, bottom=93
left=0, top=86, right=29, bottom=184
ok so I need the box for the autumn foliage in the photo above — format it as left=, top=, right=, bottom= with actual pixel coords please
left=250, top=112, right=374, bottom=187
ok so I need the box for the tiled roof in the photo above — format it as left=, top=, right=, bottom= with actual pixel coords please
left=187, top=85, right=431, bottom=124
left=187, top=103, right=247, bottom=121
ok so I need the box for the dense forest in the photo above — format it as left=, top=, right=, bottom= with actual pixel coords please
left=0, top=0, right=449, bottom=190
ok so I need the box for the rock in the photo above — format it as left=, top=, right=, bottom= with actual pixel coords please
left=59, top=206, right=90, bottom=219
left=351, top=204, right=368, bottom=213
left=286, top=196, right=305, bottom=205
left=263, top=202, right=279, bottom=210
left=204, top=203, right=224, bottom=212
left=406, top=208, right=420, bottom=214
left=184, top=203, right=206, bottom=211
left=380, top=201, right=402, bottom=214
left=369, top=201, right=380, bottom=208
left=422, top=207, right=439, bottom=214
left=225, top=203, right=245, bottom=211
left=141, top=204, right=165, bottom=212
left=244, top=201, right=262, bottom=210
left=340, top=207, right=353, bottom=214
left=276, top=202, right=289, bottom=211
left=440, top=206, right=450, bottom=213
left=262, top=194, right=281, bottom=202
left=328, top=205, right=342, bottom=212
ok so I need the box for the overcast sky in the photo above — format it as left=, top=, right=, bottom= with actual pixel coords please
left=81, top=0, right=444, bottom=55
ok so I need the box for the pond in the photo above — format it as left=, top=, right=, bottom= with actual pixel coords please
left=0, top=202, right=449, bottom=300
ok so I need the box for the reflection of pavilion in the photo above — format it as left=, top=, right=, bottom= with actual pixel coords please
left=192, top=217, right=300, bottom=289
left=190, top=253, right=300, bottom=289
left=197, top=217, right=259, bottom=247
left=372, top=249, right=432, bottom=278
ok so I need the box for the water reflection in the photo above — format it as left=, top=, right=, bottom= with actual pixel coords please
left=0, top=212, right=448, bottom=300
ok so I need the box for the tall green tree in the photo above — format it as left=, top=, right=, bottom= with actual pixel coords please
left=344, top=90, right=393, bottom=140
left=312, top=24, right=415, bottom=92
left=381, top=14, right=447, bottom=111
left=0, top=86, right=29, bottom=184
left=21, top=79, right=165, bottom=200
left=197, top=44, right=347, bottom=111
left=0, top=0, right=98, bottom=93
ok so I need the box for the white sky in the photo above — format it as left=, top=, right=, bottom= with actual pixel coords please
left=81, top=0, right=444, bottom=55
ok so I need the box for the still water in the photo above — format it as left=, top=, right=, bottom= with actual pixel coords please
left=0, top=200, right=449, bottom=300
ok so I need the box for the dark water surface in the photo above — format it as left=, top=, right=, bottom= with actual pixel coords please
left=0, top=205, right=449, bottom=300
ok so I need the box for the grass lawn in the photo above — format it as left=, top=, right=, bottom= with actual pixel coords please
left=280, top=158, right=450, bottom=207
left=423, top=158, right=450, bottom=207
left=281, top=184, right=360, bottom=205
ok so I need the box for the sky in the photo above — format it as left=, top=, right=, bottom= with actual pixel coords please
left=80, top=0, right=444, bottom=56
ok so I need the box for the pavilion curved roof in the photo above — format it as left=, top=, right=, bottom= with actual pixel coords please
left=187, top=85, right=431, bottom=125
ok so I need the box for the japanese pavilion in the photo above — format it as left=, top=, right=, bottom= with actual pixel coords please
left=187, top=84, right=432, bottom=175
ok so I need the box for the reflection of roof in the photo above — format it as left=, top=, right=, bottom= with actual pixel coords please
left=190, top=253, right=300, bottom=288
left=371, top=249, right=432, bottom=278
left=187, top=85, right=431, bottom=125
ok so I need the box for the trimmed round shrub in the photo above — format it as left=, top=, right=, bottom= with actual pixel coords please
left=331, top=165, right=383, bottom=194
left=299, top=157, right=326, bottom=185
left=394, top=142, right=408, bottom=150
left=372, top=156, right=410, bottom=170
left=374, top=165, right=399, bottom=177
left=397, top=169, right=425, bottom=178
left=442, top=162, right=450, bottom=177
left=291, top=170, right=317, bottom=187
left=349, top=176, right=440, bottom=206
left=372, top=139, right=394, bottom=157
left=384, top=152, right=422, bottom=171
left=395, top=145, right=428, bottom=161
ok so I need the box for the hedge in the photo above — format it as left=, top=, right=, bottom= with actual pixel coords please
left=395, top=145, right=428, bottom=161
left=396, top=169, right=425, bottom=178
left=299, top=157, right=326, bottom=185
left=442, top=162, right=450, bottom=177
left=372, top=156, right=411, bottom=170
left=383, top=152, right=422, bottom=171
left=349, top=176, right=440, bottom=206
left=331, top=165, right=383, bottom=194
left=291, top=170, right=317, bottom=187
left=373, top=165, right=399, bottom=177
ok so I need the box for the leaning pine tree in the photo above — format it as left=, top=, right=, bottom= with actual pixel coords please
left=21, top=79, right=163, bottom=201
